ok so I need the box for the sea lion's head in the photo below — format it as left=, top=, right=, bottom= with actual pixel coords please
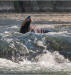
left=25, top=16, right=31, bottom=23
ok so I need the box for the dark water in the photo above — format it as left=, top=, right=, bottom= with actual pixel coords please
left=0, top=72, right=70, bottom=75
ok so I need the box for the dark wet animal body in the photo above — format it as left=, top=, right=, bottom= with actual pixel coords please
left=20, top=21, right=31, bottom=33
left=20, top=16, right=31, bottom=34
left=20, top=16, right=50, bottom=34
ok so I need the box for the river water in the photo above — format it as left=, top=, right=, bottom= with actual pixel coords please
left=0, top=14, right=71, bottom=75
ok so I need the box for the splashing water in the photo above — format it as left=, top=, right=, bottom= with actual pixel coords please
left=0, top=18, right=71, bottom=74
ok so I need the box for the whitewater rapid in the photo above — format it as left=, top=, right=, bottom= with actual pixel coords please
left=0, top=17, right=71, bottom=73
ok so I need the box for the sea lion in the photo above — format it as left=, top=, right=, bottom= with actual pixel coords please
left=20, top=16, right=31, bottom=33
left=20, top=16, right=50, bottom=34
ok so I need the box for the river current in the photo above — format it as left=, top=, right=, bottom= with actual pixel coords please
left=0, top=14, right=71, bottom=75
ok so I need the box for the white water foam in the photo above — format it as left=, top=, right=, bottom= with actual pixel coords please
left=0, top=50, right=71, bottom=73
left=0, top=23, right=71, bottom=73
